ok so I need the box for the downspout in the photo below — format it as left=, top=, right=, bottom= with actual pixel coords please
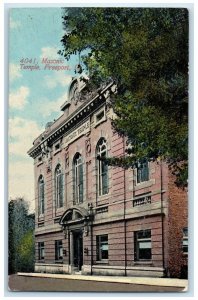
left=90, top=219, right=93, bottom=275
left=68, top=230, right=71, bottom=266
left=123, top=137, right=127, bottom=276
left=88, top=203, right=94, bottom=276
left=160, top=158, right=165, bottom=275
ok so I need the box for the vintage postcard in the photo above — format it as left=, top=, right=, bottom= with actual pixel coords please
left=8, top=6, right=188, bottom=293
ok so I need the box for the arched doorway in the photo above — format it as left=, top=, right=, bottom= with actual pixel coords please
left=59, top=207, right=91, bottom=273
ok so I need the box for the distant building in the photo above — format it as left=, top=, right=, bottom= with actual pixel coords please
left=28, top=70, right=188, bottom=278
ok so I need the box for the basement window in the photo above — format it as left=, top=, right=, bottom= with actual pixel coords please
left=38, top=242, right=45, bottom=260
left=55, top=240, right=63, bottom=261
left=182, top=227, right=188, bottom=254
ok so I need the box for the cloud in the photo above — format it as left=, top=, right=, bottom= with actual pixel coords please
left=9, top=63, right=22, bottom=82
left=9, top=117, right=42, bottom=211
left=9, top=86, right=29, bottom=109
left=9, top=117, right=42, bottom=157
left=44, top=73, right=72, bottom=89
left=10, top=17, right=21, bottom=29
left=40, top=46, right=60, bottom=60
left=9, top=159, right=35, bottom=211
left=39, top=93, right=68, bottom=117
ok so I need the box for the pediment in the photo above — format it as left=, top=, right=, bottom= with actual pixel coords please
left=59, top=207, right=89, bottom=225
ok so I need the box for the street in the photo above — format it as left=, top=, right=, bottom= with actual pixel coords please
left=8, top=274, right=185, bottom=293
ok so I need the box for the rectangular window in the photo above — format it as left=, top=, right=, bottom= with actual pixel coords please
left=55, top=240, right=63, bottom=260
left=96, top=110, right=105, bottom=123
left=37, top=155, right=43, bottom=165
left=54, top=141, right=61, bottom=154
left=182, top=227, right=188, bottom=253
left=55, top=143, right=60, bottom=151
left=38, top=242, right=45, bottom=260
left=137, top=161, right=149, bottom=183
left=134, top=230, right=152, bottom=261
left=96, top=235, right=108, bottom=261
left=94, top=107, right=106, bottom=127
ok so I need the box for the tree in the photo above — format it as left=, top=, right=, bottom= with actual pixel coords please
left=8, top=198, right=35, bottom=274
left=17, top=229, right=35, bottom=272
left=60, top=8, right=188, bottom=187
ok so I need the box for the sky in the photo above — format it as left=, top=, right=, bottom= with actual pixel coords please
left=9, top=7, right=80, bottom=211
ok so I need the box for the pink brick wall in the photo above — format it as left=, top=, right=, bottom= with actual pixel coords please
left=33, top=101, right=188, bottom=278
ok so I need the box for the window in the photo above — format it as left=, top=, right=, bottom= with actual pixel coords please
left=96, top=235, right=108, bottom=261
left=137, top=161, right=149, bottom=183
left=54, top=141, right=61, bottom=153
left=96, top=138, right=108, bottom=196
left=55, top=143, right=60, bottom=151
left=94, top=107, right=106, bottom=126
left=55, top=165, right=64, bottom=208
left=38, top=175, right=44, bottom=215
left=55, top=240, right=63, bottom=260
left=73, top=153, right=83, bottom=204
left=182, top=227, right=188, bottom=254
left=37, top=155, right=43, bottom=165
left=96, top=110, right=104, bottom=122
left=38, top=242, right=45, bottom=260
left=134, top=229, right=152, bottom=261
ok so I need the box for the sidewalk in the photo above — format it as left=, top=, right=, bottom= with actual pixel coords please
left=17, top=272, right=188, bottom=290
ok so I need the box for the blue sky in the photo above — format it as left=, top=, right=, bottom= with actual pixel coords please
left=9, top=7, right=80, bottom=210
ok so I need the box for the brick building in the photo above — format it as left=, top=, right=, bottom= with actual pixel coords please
left=28, top=70, right=188, bottom=278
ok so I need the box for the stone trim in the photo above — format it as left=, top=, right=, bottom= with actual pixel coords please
left=28, top=82, right=116, bottom=158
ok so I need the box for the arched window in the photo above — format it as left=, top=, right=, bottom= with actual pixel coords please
left=38, top=175, right=44, bottom=215
left=96, top=138, right=108, bottom=196
left=73, top=153, right=83, bottom=204
left=55, top=164, right=64, bottom=208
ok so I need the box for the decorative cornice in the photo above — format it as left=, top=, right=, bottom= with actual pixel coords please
left=28, top=82, right=116, bottom=158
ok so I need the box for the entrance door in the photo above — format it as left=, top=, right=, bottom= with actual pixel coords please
left=73, top=231, right=83, bottom=271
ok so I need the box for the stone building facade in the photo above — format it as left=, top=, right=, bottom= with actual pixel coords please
left=28, top=72, right=188, bottom=278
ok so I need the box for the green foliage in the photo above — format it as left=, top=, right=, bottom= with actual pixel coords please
left=17, top=230, right=35, bottom=272
left=8, top=198, right=35, bottom=274
left=61, top=8, right=188, bottom=187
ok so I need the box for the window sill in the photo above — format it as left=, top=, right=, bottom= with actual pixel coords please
left=38, top=259, right=45, bottom=262
left=53, top=148, right=62, bottom=156
left=73, top=201, right=84, bottom=206
left=38, top=214, right=44, bottom=219
left=134, top=179, right=155, bottom=191
left=134, top=261, right=153, bottom=265
left=55, top=260, right=63, bottom=264
left=94, top=118, right=107, bottom=128
left=97, top=193, right=109, bottom=201
left=96, top=260, right=109, bottom=264
left=56, top=207, right=64, bottom=212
